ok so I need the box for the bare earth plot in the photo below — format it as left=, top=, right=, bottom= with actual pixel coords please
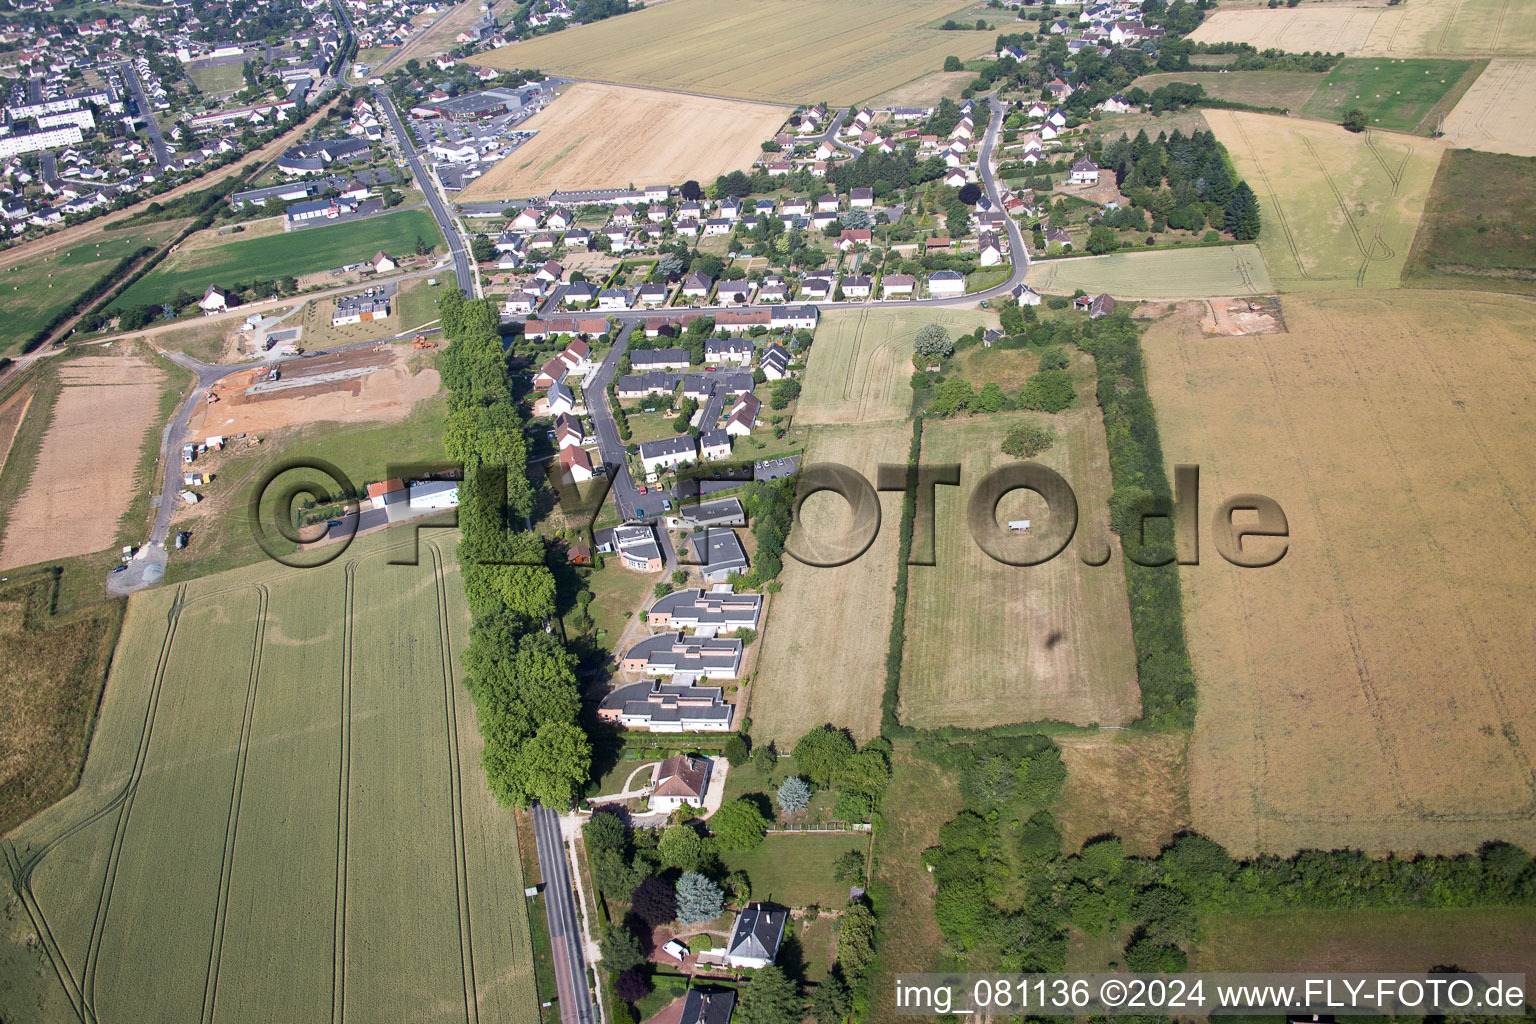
left=1027, top=245, right=1273, bottom=298
left=1204, top=110, right=1443, bottom=291
left=0, top=356, right=164, bottom=571
left=898, top=408, right=1140, bottom=731
left=471, top=0, right=994, bottom=105
left=1142, top=292, right=1536, bottom=858
left=460, top=83, right=787, bottom=199
left=749, top=421, right=912, bottom=747
left=0, top=530, right=539, bottom=1024
left=798, top=307, right=992, bottom=425
left=1439, top=59, right=1536, bottom=156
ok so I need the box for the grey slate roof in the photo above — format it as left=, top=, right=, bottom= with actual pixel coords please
left=726, top=903, right=787, bottom=963
left=680, top=987, right=736, bottom=1024
left=639, top=435, right=698, bottom=460
left=623, top=633, right=742, bottom=675
left=648, top=586, right=760, bottom=628
left=689, top=528, right=749, bottom=580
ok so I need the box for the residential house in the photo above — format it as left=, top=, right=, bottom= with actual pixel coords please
left=614, top=523, right=663, bottom=571
left=554, top=412, right=584, bottom=449
left=838, top=228, right=873, bottom=250
left=724, top=393, right=761, bottom=436
left=849, top=186, right=874, bottom=208
left=598, top=681, right=734, bottom=733
left=882, top=273, right=916, bottom=298
left=841, top=275, right=872, bottom=298
left=561, top=281, right=597, bottom=307
left=928, top=270, right=966, bottom=297
left=648, top=754, right=711, bottom=811
left=1075, top=292, right=1116, bottom=318
left=1069, top=156, right=1101, bottom=185
left=699, top=428, right=732, bottom=460
left=597, top=288, right=631, bottom=311
left=631, top=348, right=691, bottom=371
left=558, top=445, right=595, bottom=483
left=681, top=272, right=713, bottom=299
left=639, top=435, right=698, bottom=473
left=705, top=337, right=755, bottom=366
left=725, top=904, right=787, bottom=970
left=1012, top=283, right=1043, bottom=306
left=199, top=284, right=231, bottom=314
left=978, top=232, right=1004, bottom=266
left=636, top=283, right=669, bottom=307
left=621, top=633, right=742, bottom=678
left=689, top=528, right=749, bottom=582
left=771, top=305, right=818, bottom=331
left=546, top=380, right=575, bottom=417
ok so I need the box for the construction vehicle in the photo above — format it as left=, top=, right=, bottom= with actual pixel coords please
left=412, top=335, right=436, bottom=350
left=206, top=391, right=220, bottom=404
left=266, top=367, right=280, bottom=382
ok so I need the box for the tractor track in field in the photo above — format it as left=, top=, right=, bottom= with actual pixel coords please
left=428, top=540, right=481, bottom=1024
left=1229, top=114, right=1313, bottom=282
left=200, top=584, right=270, bottom=1024
left=331, top=558, right=358, bottom=1024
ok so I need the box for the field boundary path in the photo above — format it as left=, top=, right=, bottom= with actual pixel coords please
left=532, top=801, right=598, bottom=1024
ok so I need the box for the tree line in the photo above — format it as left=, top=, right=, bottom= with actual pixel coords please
left=436, top=288, right=592, bottom=808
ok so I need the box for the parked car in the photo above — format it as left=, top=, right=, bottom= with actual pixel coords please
left=636, top=484, right=647, bottom=494
left=110, top=564, right=128, bottom=574
left=662, top=499, right=672, bottom=512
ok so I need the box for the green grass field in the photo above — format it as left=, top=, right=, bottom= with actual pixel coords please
left=1026, top=244, right=1273, bottom=298
left=472, top=0, right=992, bottom=105
left=0, top=529, right=540, bottom=1023
left=1402, top=149, right=1536, bottom=295
left=0, top=220, right=188, bottom=355
left=187, top=61, right=247, bottom=95
left=719, top=833, right=867, bottom=908
left=898, top=407, right=1141, bottom=730
left=1129, top=69, right=1327, bottom=112
left=1298, top=58, right=1476, bottom=134
left=110, top=208, right=442, bottom=310
left=798, top=307, right=993, bottom=424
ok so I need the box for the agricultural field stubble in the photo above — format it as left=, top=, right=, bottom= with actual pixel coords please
left=1203, top=110, right=1443, bottom=291
left=459, top=83, right=788, bottom=199
left=748, top=421, right=912, bottom=747
left=1438, top=59, right=1536, bottom=157
left=1189, top=0, right=1536, bottom=58
left=797, top=307, right=993, bottom=425
left=1027, top=244, right=1273, bottom=299
left=1141, top=291, right=1536, bottom=858
left=897, top=408, right=1141, bottom=732
left=0, top=530, right=538, bottom=1024
left=471, top=0, right=994, bottom=105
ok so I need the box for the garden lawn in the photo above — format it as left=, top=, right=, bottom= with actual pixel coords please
left=718, top=833, right=868, bottom=909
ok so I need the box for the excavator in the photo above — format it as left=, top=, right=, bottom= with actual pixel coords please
left=411, top=334, right=436, bottom=350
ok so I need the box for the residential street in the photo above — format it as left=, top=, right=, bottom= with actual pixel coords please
left=532, top=801, right=598, bottom=1024
left=373, top=86, right=473, bottom=296
left=118, top=61, right=172, bottom=167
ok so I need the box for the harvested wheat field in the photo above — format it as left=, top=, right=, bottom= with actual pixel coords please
left=460, top=83, right=787, bottom=199
left=1204, top=110, right=1443, bottom=291
left=187, top=348, right=440, bottom=439
left=1142, top=291, right=1536, bottom=857
left=1055, top=731, right=1190, bottom=856
left=750, top=421, right=912, bottom=747
left=1439, top=59, right=1536, bottom=156
left=472, top=0, right=992, bottom=105
left=898, top=407, right=1140, bottom=731
left=1189, top=8, right=1385, bottom=56
left=1028, top=244, right=1273, bottom=299
left=866, top=70, right=974, bottom=109
left=799, top=307, right=993, bottom=424
left=0, top=356, right=165, bottom=570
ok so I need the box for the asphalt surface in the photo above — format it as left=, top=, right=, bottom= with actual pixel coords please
left=531, top=803, right=597, bottom=1024
left=373, top=87, right=473, bottom=296
left=120, top=62, right=173, bottom=167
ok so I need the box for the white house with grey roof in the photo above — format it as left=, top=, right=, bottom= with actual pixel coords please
left=759, top=343, right=790, bottom=381
left=598, top=680, right=734, bottom=732
left=613, top=524, right=663, bottom=572
left=621, top=633, right=743, bottom=678
left=688, top=528, right=750, bottom=582
left=630, top=347, right=691, bottom=371
left=648, top=586, right=761, bottom=632
left=639, top=435, right=698, bottom=473
left=724, top=903, right=787, bottom=969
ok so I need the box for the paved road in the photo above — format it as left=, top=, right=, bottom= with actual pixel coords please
left=373, top=86, right=472, bottom=296
left=531, top=802, right=597, bottom=1024
left=119, top=62, right=172, bottom=167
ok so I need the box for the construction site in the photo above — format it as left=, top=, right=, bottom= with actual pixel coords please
left=188, top=342, right=442, bottom=439
left=1200, top=296, right=1288, bottom=337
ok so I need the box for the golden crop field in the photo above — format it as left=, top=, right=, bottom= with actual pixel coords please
left=1190, top=0, right=1536, bottom=57
left=1439, top=59, right=1536, bottom=156
left=0, top=531, right=539, bottom=1023
left=1141, top=292, right=1536, bottom=857
left=798, top=307, right=994, bottom=425
left=472, top=0, right=994, bottom=105
left=1204, top=110, right=1444, bottom=291
left=460, top=83, right=788, bottom=199
left=897, top=407, right=1141, bottom=731
left=750, top=421, right=912, bottom=747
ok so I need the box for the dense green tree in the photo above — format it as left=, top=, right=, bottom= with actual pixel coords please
left=659, top=824, right=706, bottom=871
left=1001, top=421, right=1054, bottom=459
left=913, top=322, right=953, bottom=358
left=776, top=775, right=812, bottom=815
left=630, top=875, right=677, bottom=927
left=792, top=725, right=856, bottom=787
left=835, top=903, right=878, bottom=980
left=735, top=965, right=801, bottom=1024
left=711, top=798, right=769, bottom=851
left=598, top=926, right=645, bottom=973
left=1018, top=368, right=1075, bottom=413
left=675, top=871, right=724, bottom=924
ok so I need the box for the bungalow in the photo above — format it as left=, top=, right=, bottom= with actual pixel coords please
left=811, top=209, right=838, bottom=230
left=798, top=276, right=832, bottom=301
left=716, top=281, right=753, bottom=305
left=724, top=393, right=761, bottom=436
left=635, top=283, right=669, bottom=307
left=512, top=207, right=542, bottom=230
left=782, top=197, right=809, bottom=217
left=771, top=305, right=819, bottom=331
left=598, top=680, right=733, bottom=733
left=546, top=380, right=576, bottom=416
left=648, top=754, right=711, bottom=812
left=527, top=232, right=558, bottom=251
left=554, top=412, right=584, bottom=449
left=944, top=168, right=968, bottom=188
left=1069, top=156, right=1101, bottom=185
left=199, top=284, right=231, bottom=315
left=689, top=528, right=749, bottom=582
left=1026, top=101, right=1050, bottom=119
left=841, top=275, right=872, bottom=298
left=882, top=273, right=916, bottom=298
left=558, top=445, right=595, bottom=483
left=563, top=227, right=593, bottom=248
left=849, top=186, right=874, bottom=208
left=560, top=281, right=597, bottom=306
left=725, top=904, right=788, bottom=970
left=631, top=348, right=691, bottom=371
left=648, top=587, right=760, bottom=631
left=1096, top=93, right=1135, bottom=113
left=622, top=633, right=742, bottom=679
left=597, top=287, right=631, bottom=311
left=681, top=272, right=713, bottom=299
left=838, top=228, right=873, bottom=250
left=706, top=337, right=755, bottom=365
left=639, top=434, right=698, bottom=473
left=503, top=291, right=538, bottom=316
left=675, top=219, right=700, bottom=237
left=928, top=270, right=966, bottom=297
left=546, top=208, right=572, bottom=230
left=757, top=279, right=789, bottom=303
left=1045, top=226, right=1073, bottom=249
left=978, top=232, right=1004, bottom=266
left=759, top=343, right=791, bottom=381
left=614, top=523, right=664, bottom=572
